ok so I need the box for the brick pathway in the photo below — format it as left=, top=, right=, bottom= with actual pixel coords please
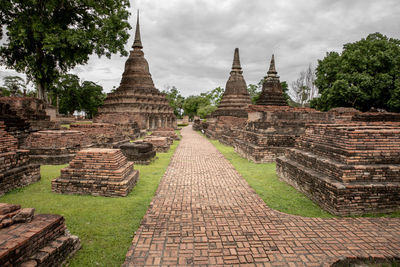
left=123, top=126, right=400, bottom=266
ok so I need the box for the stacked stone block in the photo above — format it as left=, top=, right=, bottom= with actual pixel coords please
left=276, top=123, right=400, bottom=215
left=24, top=130, right=92, bottom=165
left=0, top=121, right=40, bottom=196
left=0, top=203, right=80, bottom=266
left=52, top=148, right=139, bottom=197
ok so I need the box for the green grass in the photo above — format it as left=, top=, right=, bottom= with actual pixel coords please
left=206, top=137, right=400, bottom=218
left=0, top=140, right=179, bottom=267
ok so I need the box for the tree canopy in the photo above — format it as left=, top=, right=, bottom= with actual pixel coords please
left=0, top=0, right=131, bottom=101
left=311, top=33, right=400, bottom=112
left=52, top=74, right=105, bottom=118
left=162, top=86, right=185, bottom=118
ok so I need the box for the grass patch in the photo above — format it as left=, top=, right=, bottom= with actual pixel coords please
left=0, top=140, right=180, bottom=266
left=207, top=137, right=400, bottom=218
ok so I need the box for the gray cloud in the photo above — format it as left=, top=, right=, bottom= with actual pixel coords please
left=1, top=0, right=399, bottom=97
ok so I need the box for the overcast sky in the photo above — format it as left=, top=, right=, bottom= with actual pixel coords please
left=1, top=0, right=400, bottom=97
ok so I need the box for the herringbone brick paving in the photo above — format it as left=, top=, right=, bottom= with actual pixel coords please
left=123, top=126, right=400, bottom=266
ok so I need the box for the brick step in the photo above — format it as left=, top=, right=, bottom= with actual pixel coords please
left=0, top=214, right=66, bottom=266
left=285, top=148, right=400, bottom=182
left=20, top=232, right=80, bottom=267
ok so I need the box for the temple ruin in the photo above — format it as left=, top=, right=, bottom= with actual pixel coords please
left=52, top=148, right=139, bottom=197
left=255, top=54, right=288, bottom=106
left=95, top=12, right=176, bottom=130
left=0, top=203, right=80, bottom=266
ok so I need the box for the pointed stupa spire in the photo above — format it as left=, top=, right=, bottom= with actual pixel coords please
left=267, top=54, right=277, bottom=76
left=133, top=10, right=143, bottom=49
left=231, top=48, right=242, bottom=71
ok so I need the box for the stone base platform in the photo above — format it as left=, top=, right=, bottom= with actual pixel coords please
left=276, top=124, right=400, bottom=216
left=52, top=148, right=139, bottom=197
left=0, top=203, right=80, bottom=267
left=117, top=142, right=156, bottom=165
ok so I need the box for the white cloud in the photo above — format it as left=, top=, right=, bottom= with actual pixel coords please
left=1, top=0, right=400, bottom=97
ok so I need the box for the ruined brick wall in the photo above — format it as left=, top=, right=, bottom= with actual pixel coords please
left=151, top=127, right=180, bottom=140
left=70, top=123, right=133, bottom=147
left=233, top=105, right=333, bottom=163
left=0, top=121, right=40, bottom=196
left=276, top=123, right=400, bottom=216
left=0, top=97, right=59, bottom=131
left=24, top=130, right=92, bottom=165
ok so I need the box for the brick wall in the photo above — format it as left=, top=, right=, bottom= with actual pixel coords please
left=0, top=121, right=40, bottom=195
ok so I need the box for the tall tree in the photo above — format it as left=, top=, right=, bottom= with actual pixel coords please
left=162, top=86, right=185, bottom=118
left=201, top=87, right=224, bottom=106
left=311, top=33, right=400, bottom=112
left=290, top=64, right=318, bottom=107
left=182, top=95, right=210, bottom=119
left=0, top=0, right=131, bottom=101
left=54, top=74, right=105, bottom=118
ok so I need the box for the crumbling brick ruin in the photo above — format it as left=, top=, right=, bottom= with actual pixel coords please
left=0, top=97, right=59, bottom=132
left=0, top=121, right=40, bottom=196
left=0, top=203, right=80, bottom=266
left=70, top=123, right=139, bottom=148
left=143, top=136, right=171, bottom=152
left=52, top=148, right=139, bottom=197
left=276, top=122, right=400, bottom=215
left=117, top=141, right=156, bottom=165
left=24, top=130, right=92, bottom=165
left=95, top=13, right=176, bottom=130
left=150, top=127, right=180, bottom=140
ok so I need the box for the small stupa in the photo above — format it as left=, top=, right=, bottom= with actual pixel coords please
left=212, top=48, right=252, bottom=118
left=96, top=11, right=176, bottom=129
left=256, top=55, right=288, bottom=106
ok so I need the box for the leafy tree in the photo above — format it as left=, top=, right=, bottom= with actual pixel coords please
left=247, top=84, right=260, bottom=104
left=197, top=105, right=217, bottom=119
left=162, top=86, right=185, bottom=118
left=54, top=74, right=105, bottom=118
left=201, top=87, right=224, bottom=106
left=311, top=33, right=400, bottom=112
left=183, top=95, right=210, bottom=119
left=0, top=75, right=36, bottom=96
left=80, top=81, right=106, bottom=118
left=0, top=0, right=131, bottom=101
